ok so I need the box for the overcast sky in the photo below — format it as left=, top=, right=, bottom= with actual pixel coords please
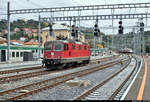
left=0, top=0, right=150, bottom=34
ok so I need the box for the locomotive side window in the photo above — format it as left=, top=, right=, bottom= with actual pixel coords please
left=72, top=45, right=75, bottom=50
left=84, top=46, right=87, bottom=50
left=44, top=42, right=52, bottom=51
left=79, top=45, right=81, bottom=50
left=54, top=42, right=63, bottom=51
left=64, top=44, right=68, bottom=50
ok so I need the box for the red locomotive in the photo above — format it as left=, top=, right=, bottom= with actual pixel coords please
left=42, top=39, right=90, bottom=70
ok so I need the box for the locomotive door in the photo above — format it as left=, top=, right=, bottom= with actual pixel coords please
left=64, top=44, right=70, bottom=57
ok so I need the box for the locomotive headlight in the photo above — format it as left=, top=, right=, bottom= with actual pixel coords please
left=51, top=52, right=54, bottom=56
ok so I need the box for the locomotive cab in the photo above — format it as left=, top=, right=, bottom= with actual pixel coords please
left=43, top=41, right=65, bottom=69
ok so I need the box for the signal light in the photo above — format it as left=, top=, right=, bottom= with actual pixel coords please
left=94, top=24, right=98, bottom=28
left=119, top=25, right=122, bottom=28
left=71, top=32, right=75, bottom=37
left=72, top=25, right=75, bottom=28
left=119, top=21, right=122, bottom=24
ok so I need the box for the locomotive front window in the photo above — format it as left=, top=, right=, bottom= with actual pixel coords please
left=44, top=42, right=53, bottom=51
left=72, top=45, right=75, bottom=50
left=79, top=45, right=81, bottom=50
left=54, top=42, right=63, bottom=51
left=84, top=46, right=87, bottom=50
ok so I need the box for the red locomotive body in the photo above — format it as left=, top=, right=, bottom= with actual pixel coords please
left=42, top=40, right=90, bottom=69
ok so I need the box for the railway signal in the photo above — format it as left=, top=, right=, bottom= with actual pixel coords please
left=140, top=22, right=144, bottom=32
left=75, top=27, right=78, bottom=38
left=71, top=25, right=75, bottom=37
left=49, top=23, right=53, bottom=36
left=118, top=20, right=124, bottom=34
left=94, top=23, right=100, bottom=36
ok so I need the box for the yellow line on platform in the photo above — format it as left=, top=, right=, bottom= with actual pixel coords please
left=137, top=59, right=148, bottom=100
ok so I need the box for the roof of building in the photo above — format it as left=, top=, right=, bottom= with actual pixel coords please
left=24, top=41, right=39, bottom=45
left=42, top=23, right=70, bottom=31
left=0, top=40, right=7, bottom=44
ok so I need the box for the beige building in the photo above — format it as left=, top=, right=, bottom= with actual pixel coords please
left=41, top=23, right=85, bottom=46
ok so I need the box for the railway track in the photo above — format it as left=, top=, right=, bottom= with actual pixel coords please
left=108, top=57, right=138, bottom=100
left=0, top=55, right=120, bottom=75
left=0, top=55, right=121, bottom=84
left=0, top=66, right=44, bottom=74
left=72, top=56, right=136, bottom=100
left=0, top=56, right=127, bottom=100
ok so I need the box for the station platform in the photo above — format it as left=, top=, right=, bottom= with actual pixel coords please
left=0, top=60, right=42, bottom=70
left=125, top=56, right=150, bottom=100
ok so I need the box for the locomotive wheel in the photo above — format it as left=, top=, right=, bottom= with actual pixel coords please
left=45, top=64, right=65, bottom=70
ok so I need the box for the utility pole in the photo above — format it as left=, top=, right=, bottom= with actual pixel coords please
left=139, top=19, right=145, bottom=57
left=137, top=20, right=141, bottom=56
left=69, top=18, right=72, bottom=39
left=93, top=18, right=99, bottom=56
left=38, top=15, right=41, bottom=60
left=111, top=9, right=114, bottom=50
left=7, top=2, right=10, bottom=63
left=133, top=27, right=136, bottom=54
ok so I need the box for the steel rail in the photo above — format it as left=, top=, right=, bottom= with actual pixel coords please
left=0, top=57, right=127, bottom=100
left=0, top=55, right=119, bottom=75
left=0, top=66, right=43, bottom=74
left=108, top=56, right=138, bottom=100
left=72, top=55, right=131, bottom=100
left=0, top=55, right=120, bottom=84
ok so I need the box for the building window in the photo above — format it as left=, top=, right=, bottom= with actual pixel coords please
left=12, top=52, right=15, bottom=57
left=20, top=52, right=23, bottom=57
left=16, top=52, right=19, bottom=57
